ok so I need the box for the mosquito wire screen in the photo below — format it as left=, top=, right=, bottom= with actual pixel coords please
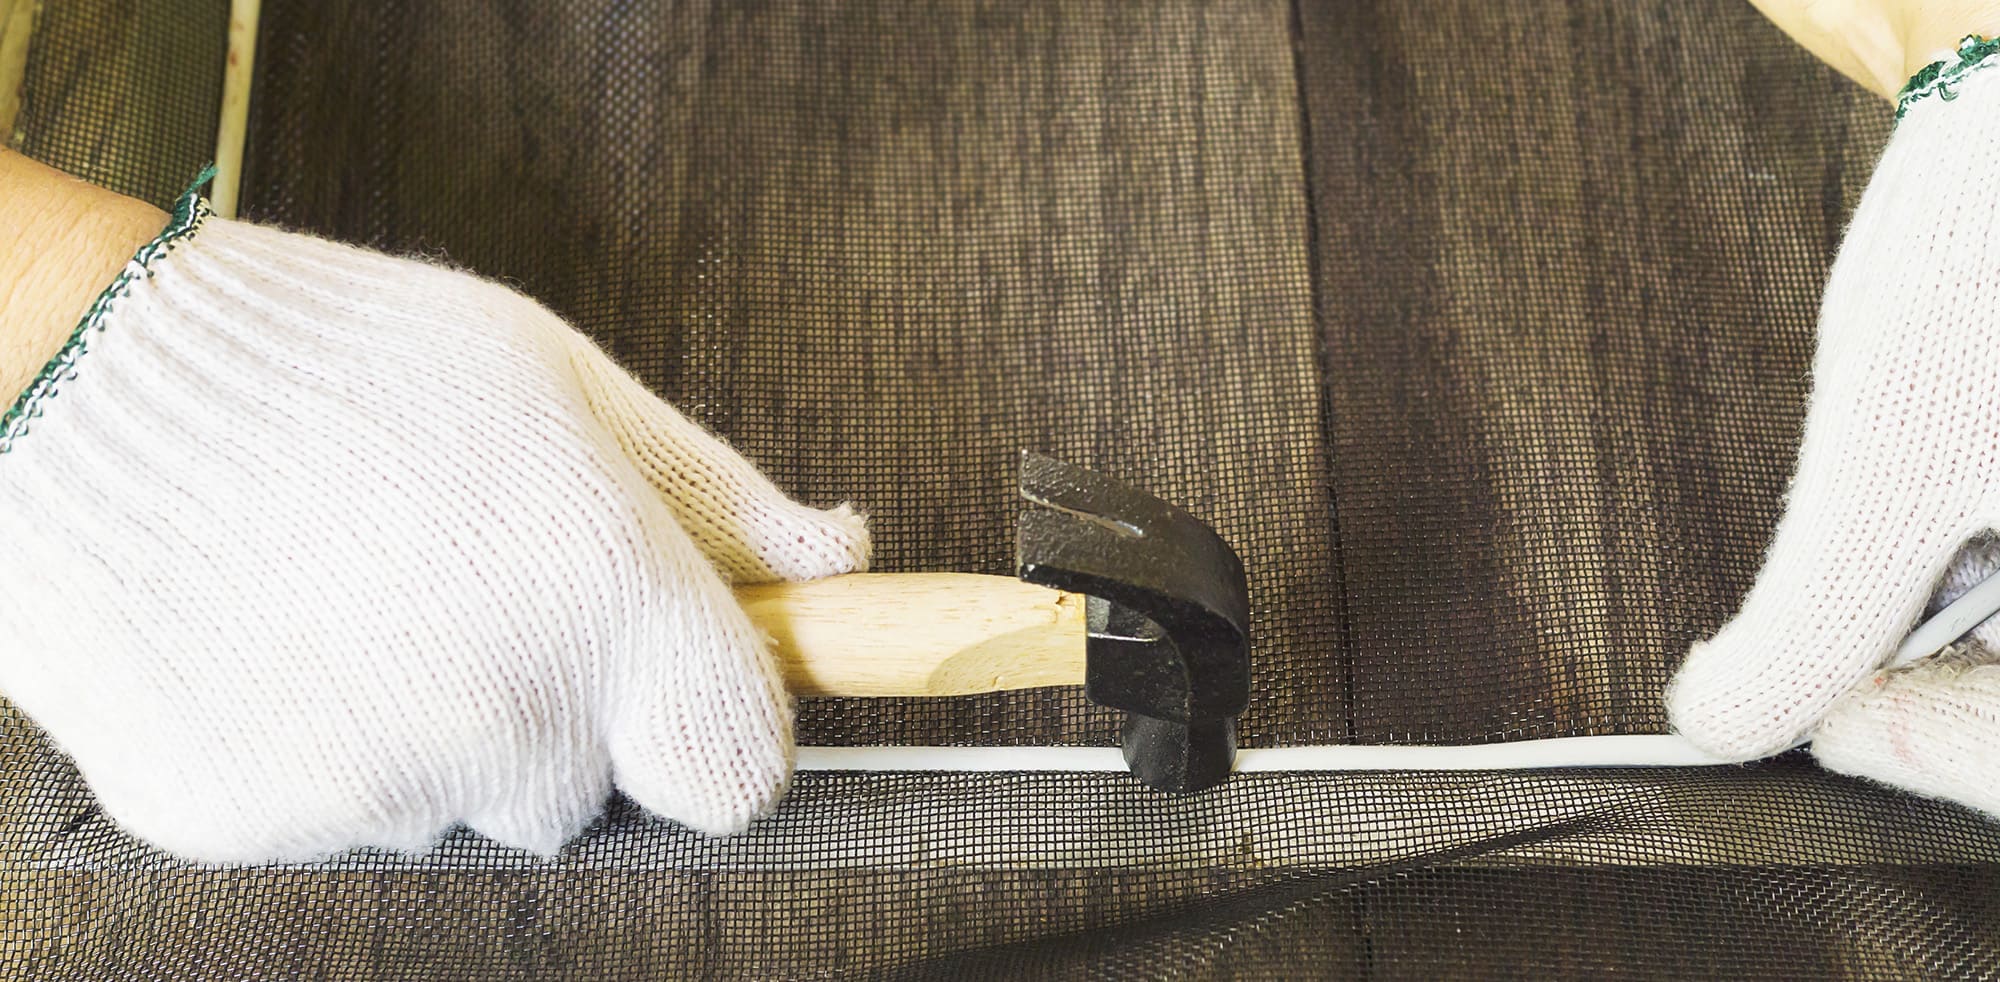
left=3, top=0, right=1998, bottom=977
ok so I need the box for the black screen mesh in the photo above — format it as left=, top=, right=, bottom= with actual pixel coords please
left=8, top=748, right=2000, bottom=977
left=1298, top=0, right=1889, bottom=743
left=6, top=0, right=227, bottom=207
left=3, top=0, right=1996, bottom=977
left=240, top=0, right=1341, bottom=749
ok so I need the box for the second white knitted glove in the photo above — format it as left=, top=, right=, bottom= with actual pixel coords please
left=0, top=184, right=868, bottom=862
left=1668, top=40, right=2000, bottom=816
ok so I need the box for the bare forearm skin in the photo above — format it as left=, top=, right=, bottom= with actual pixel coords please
left=1749, top=0, right=2000, bottom=99
left=0, top=149, right=164, bottom=408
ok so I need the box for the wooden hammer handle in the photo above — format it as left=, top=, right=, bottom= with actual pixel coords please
left=733, top=573, right=1087, bottom=697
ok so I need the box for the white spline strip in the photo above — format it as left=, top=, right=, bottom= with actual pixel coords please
left=794, top=570, right=2000, bottom=775
left=797, top=734, right=1731, bottom=773
left=1890, top=567, right=2000, bottom=669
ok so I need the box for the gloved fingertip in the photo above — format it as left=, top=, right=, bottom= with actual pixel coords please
left=606, top=605, right=797, bottom=838
left=792, top=502, right=873, bottom=579
left=1665, top=633, right=1823, bottom=762
left=465, top=801, right=600, bottom=857
left=616, top=739, right=793, bottom=839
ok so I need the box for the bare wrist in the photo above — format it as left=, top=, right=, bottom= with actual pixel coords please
left=0, top=149, right=168, bottom=407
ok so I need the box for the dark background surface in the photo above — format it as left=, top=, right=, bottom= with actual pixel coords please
left=236, top=0, right=1882, bottom=748
left=241, top=0, right=1335, bottom=748
left=9, top=1, right=1994, bottom=978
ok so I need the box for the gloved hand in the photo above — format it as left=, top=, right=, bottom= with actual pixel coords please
left=1667, top=39, right=2000, bottom=818
left=0, top=182, right=868, bottom=863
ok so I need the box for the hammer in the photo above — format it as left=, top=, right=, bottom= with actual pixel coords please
left=733, top=453, right=1252, bottom=793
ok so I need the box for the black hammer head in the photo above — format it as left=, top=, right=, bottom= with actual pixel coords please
left=1014, top=452, right=1251, bottom=793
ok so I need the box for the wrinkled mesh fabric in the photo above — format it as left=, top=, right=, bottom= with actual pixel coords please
left=7, top=754, right=2000, bottom=978
left=4, top=0, right=1997, bottom=977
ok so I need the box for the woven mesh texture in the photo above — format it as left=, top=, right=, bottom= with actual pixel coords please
left=7, top=743, right=2000, bottom=978
left=4, top=0, right=1998, bottom=977
left=240, top=0, right=1337, bottom=748
left=6, top=0, right=227, bottom=207
left=229, top=0, right=1889, bottom=750
left=1299, top=1, right=1888, bottom=742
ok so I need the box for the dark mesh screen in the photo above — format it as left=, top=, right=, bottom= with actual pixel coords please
left=7, top=0, right=227, bottom=207
left=1298, top=1, right=1888, bottom=743
left=229, top=0, right=1891, bottom=749
left=5, top=0, right=1996, bottom=977
left=240, top=0, right=1339, bottom=748
left=8, top=743, right=2000, bottom=978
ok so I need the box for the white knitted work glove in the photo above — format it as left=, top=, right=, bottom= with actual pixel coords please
left=1667, top=39, right=2000, bottom=814
left=0, top=186, right=868, bottom=863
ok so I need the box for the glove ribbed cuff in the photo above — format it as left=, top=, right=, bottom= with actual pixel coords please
left=1899, top=35, right=2000, bottom=119
left=0, top=166, right=215, bottom=454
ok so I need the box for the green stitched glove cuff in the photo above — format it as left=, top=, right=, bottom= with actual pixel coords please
left=0, top=166, right=214, bottom=453
left=1899, top=36, right=2000, bottom=119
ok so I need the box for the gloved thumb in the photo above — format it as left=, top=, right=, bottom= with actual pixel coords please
left=1667, top=444, right=1974, bottom=760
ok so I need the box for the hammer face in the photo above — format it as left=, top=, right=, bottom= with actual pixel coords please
left=1015, top=452, right=1252, bottom=793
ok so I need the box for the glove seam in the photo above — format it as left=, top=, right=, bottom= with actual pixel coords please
left=0, top=165, right=217, bottom=454
left=1898, top=35, right=2000, bottom=119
